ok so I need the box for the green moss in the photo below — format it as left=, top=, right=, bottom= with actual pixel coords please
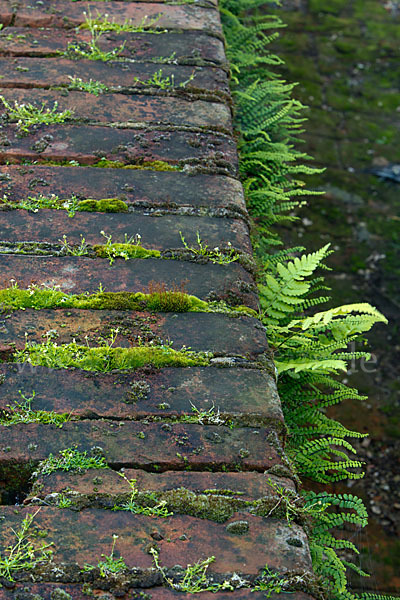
left=77, top=198, right=129, bottom=213
left=92, top=159, right=178, bottom=172
left=93, top=243, right=161, bottom=261
left=0, top=286, right=214, bottom=315
left=12, top=339, right=211, bottom=372
left=309, top=0, right=347, bottom=15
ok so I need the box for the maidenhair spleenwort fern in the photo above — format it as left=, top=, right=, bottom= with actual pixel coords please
left=220, top=2, right=397, bottom=600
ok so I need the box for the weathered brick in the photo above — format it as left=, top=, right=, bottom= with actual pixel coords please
left=0, top=421, right=287, bottom=471
left=0, top=584, right=314, bottom=600
left=0, top=125, right=237, bottom=174
left=0, top=210, right=250, bottom=252
left=0, top=58, right=230, bottom=98
left=0, top=167, right=248, bottom=217
left=0, top=89, right=232, bottom=132
left=0, top=365, right=283, bottom=429
left=0, top=507, right=313, bottom=575
left=0, top=28, right=226, bottom=66
left=0, top=1, right=12, bottom=26
left=14, top=1, right=223, bottom=36
left=0, top=311, right=268, bottom=358
left=0, top=256, right=258, bottom=308
left=28, top=469, right=295, bottom=501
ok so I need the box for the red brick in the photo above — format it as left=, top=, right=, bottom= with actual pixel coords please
left=0, top=584, right=314, bottom=600
left=0, top=125, right=237, bottom=174
left=0, top=167, right=248, bottom=218
left=0, top=2, right=12, bottom=26
left=0, top=28, right=226, bottom=65
left=14, top=1, right=223, bottom=36
left=0, top=507, right=313, bottom=575
left=0, top=365, right=283, bottom=429
left=0, top=89, right=232, bottom=132
left=0, top=210, right=250, bottom=252
left=0, top=256, right=258, bottom=308
left=0, top=421, right=287, bottom=471
left=0, top=311, right=268, bottom=358
left=29, top=469, right=295, bottom=500
left=0, top=58, right=230, bottom=98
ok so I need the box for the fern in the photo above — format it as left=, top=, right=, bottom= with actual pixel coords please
left=220, top=2, right=390, bottom=599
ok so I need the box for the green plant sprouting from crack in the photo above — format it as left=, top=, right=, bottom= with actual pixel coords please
left=2, top=193, right=129, bottom=216
left=150, top=548, right=234, bottom=593
left=68, top=76, right=109, bottom=96
left=0, top=390, right=72, bottom=428
left=134, top=68, right=195, bottom=90
left=0, top=510, right=53, bottom=581
left=35, top=447, right=109, bottom=477
left=0, top=282, right=256, bottom=317
left=11, top=329, right=211, bottom=373
left=179, top=231, right=239, bottom=265
left=81, top=11, right=163, bottom=35
left=83, top=535, right=127, bottom=578
left=111, top=473, right=172, bottom=517
left=0, top=96, right=73, bottom=133
left=95, top=231, right=161, bottom=265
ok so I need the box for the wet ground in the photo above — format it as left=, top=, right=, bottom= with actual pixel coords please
left=268, top=0, right=400, bottom=593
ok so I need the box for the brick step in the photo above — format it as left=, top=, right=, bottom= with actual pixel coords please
left=25, top=469, right=296, bottom=523
left=27, top=469, right=295, bottom=503
left=0, top=210, right=250, bottom=252
left=0, top=507, right=312, bottom=578
left=0, top=28, right=226, bottom=66
left=0, top=584, right=313, bottom=600
left=0, top=365, right=282, bottom=428
left=0, top=311, right=268, bottom=357
left=0, top=167, right=247, bottom=218
left=0, top=421, right=287, bottom=472
left=0, top=58, right=229, bottom=98
left=8, top=1, right=222, bottom=36
left=0, top=125, right=237, bottom=174
left=0, top=89, right=232, bottom=132
left=0, top=256, right=258, bottom=308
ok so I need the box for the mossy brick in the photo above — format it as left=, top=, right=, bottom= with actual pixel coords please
left=0, top=421, right=288, bottom=471
left=0, top=255, right=258, bottom=308
left=28, top=469, right=295, bottom=501
left=0, top=310, right=269, bottom=358
left=0, top=507, right=313, bottom=575
left=0, top=28, right=226, bottom=66
left=0, top=365, right=283, bottom=430
left=0, top=125, right=238, bottom=174
left=0, top=89, right=232, bottom=132
left=0, top=58, right=230, bottom=98
left=0, top=209, right=250, bottom=253
left=0, top=584, right=315, bottom=600
left=13, top=0, right=222, bottom=36
left=0, top=1, right=12, bottom=26
left=0, top=166, right=248, bottom=217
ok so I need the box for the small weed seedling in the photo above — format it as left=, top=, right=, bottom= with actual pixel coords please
left=60, top=234, right=90, bottom=256
left=0, top=96, right=73, bottom=133
left=179, top=232, right=239, bottom=265
left=36, top=447, right=109, bottom=476
left=252, top=566, right=291, bottom=598
left=68, top=76, right=109, bottom=96
left=66, top=13, right=125, bottom=61
left=4, top=193, right=81, bottom=217
left=81, top=11, right=163, bottom=35
left=96, top=231, right=161, bottom=265
left=150, top=548, right=232, bottom=593
left=188, top=402, right=225, bottom=426
left=134, top=68, right=195, bottom=90
left=83, top=535, right=127, bottom=578
left=0, top=510, right=53, bottom=581
left=112, top=473, right=172, bottom=517
left=0, top=390, right=71, bottom=428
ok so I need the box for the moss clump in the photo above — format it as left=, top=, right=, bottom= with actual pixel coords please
left=93, top=243, right=161, bottom=261
left=12, top=339, right=211, bottom=372
left=77, top=198, right=128, bottom=213
left=92, top=159, right=178, bottom=172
